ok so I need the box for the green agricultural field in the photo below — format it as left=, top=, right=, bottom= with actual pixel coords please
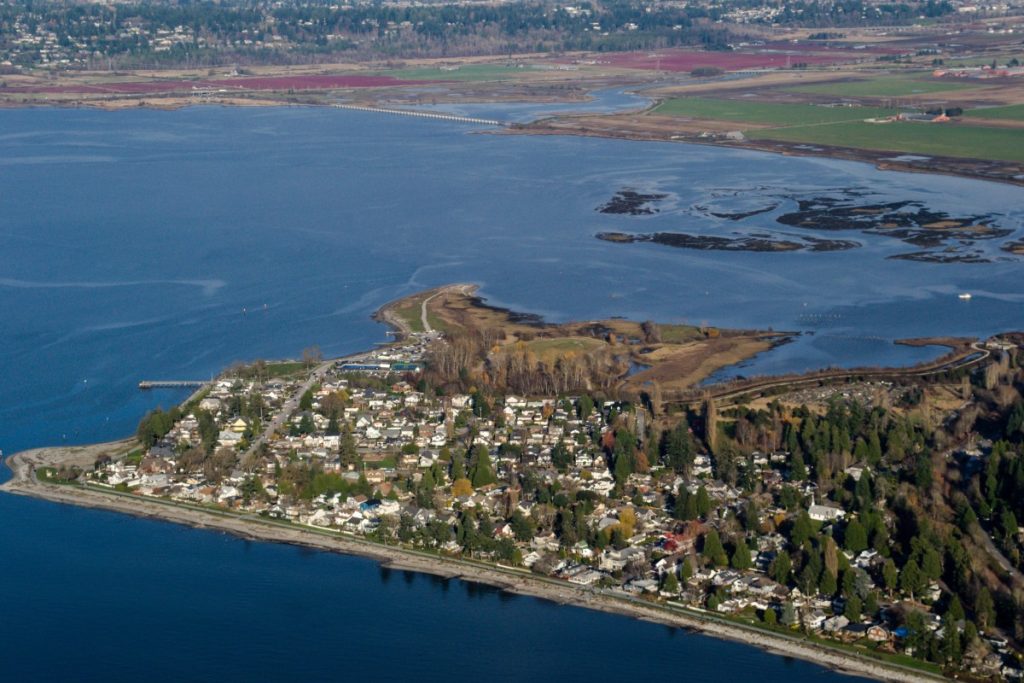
left=968, top=104, right=1024, bottom=121
left=652, top=98, right=896, bottom=125
left=385, top=64, right=529, bottom=82
left=746, top=121, right=1024, bottom=163
left=788, top=76, right=979, bottom=97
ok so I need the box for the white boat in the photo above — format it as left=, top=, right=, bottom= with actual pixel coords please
left=958, top=293, right=972, bottom=300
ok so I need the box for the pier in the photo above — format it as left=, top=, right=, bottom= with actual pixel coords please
left=333, top=103, right=503, bottom=127
left=138, top=380, right=206, bottom=390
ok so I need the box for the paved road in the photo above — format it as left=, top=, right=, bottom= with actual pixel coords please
left=419, top=283, right=469, bottom=338
left=974, top=525, right=1024, bottom=590
left=248, top=356, right=351, bottom=452
left=421, top=291, right=440, bottom=335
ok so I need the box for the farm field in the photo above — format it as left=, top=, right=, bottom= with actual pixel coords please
left=6, top=73, right=440, bottom=95
left=746, top=121, right=1024, bottom=163
left=788, top=76, right=980, bottom=97
left=381, top=63, right=532, bottom=82
left=967, top=104, right=1024, bottom=120
left=597, top=46, right=882, bottom=72
left=652, top=97, right=895, bottom=125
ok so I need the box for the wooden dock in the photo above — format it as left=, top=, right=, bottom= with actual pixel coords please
left=138, top=380, right=206, bottom=390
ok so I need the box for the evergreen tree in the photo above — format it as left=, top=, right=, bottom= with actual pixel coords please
left=613, top=451, right=632, bottom=485
left=680, top=557, right=693, bottom=581
left=731, top=541, right=752, bottom=570
left=325, top=411, right=340, bottom=436
left=662, top=421, right=696, bottom=475
left=510, top=511, right=534, bottom=542
left=675, top=486, right=698, bottom=521
left=867, top=431, right=882, bottom=465
left=577, top=395, right=595, bottom=420
left=551, top=441, right=572, bottom=472
left=844, top=518, right=868, bottom=554
left=899, top=560, right=925, bottom=598
left=781, top=602, right=797, bottom=627
left=941, top=617, right=962, bottom=664
left=771, top=549, right=792, bottom=585
left=844, top=595, right=862, bottom=622
left=450, top=451, right=466, bottom=481
left=819, top=569, right=837, bottom=597
left=791, top=510, right=813, bottom=547
left=695, top=485, right=711, bottom=518
left=662, top=570, right=680, bottom=594
left=882, top=559, right=898, bottom=595
left=702, top=529, right=728, bottom=567
left=947, top=595, right=965, bottom=622
left=864, top=591, right=879, bottom=619
left=921, top=547, right=943, bottom=581
left=340, top=426, right=358, bottom=466
left=790, top=450, right=808, bottom=481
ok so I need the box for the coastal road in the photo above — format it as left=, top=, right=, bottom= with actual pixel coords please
left=973, top=525, right=1024, bottom=591
left=419, top=283, right=471, bottom=337
left=248, top=343, right=390, bottom=452
left=421, top=291, right=440, bottom=335
left=248, top=359, right=336, bottom=452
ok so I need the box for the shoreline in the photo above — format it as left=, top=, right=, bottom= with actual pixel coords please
left=1, top=93, right=1020, bottom=189
left=0, top=448, right=941, bottom=682
left=508, top=120, right=1024, bottom=189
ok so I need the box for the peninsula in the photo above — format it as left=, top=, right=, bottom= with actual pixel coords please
left=4, top=286, right=1024, bottom=682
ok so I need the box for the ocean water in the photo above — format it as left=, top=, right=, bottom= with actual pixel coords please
left=2, top=105, right=1022, bottom=454
left=1, top=101, right=1022, bottom=681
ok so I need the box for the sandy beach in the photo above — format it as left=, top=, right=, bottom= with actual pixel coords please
left=1, top=446, right=942, bottom=683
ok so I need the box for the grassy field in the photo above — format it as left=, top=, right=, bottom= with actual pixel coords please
left=383, top=64, right=528, bottom=82
left=265, top=361, right=309, bottom=378
left=526, top=337, right=606, bottom=362
left=652, top=98, right=895, bottom=125
left=658, top=323, right=706, bottom=344
left=747, top=120, right=1024, bottom=163
left=967, top=104, right=1024, bottom=120
left=788, top=76, right=979, bottom=97
left=391, top=299, right=426, bottom=334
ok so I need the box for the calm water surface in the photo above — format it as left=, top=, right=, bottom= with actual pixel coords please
left=1, top=102, right=1021, bottom=681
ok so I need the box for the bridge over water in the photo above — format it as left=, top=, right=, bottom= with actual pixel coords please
left=333, top=103, right=504, bottom=127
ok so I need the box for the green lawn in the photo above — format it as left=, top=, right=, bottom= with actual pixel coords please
left=788, top=76, right=979, bottom=97
left=968, top=104, right=1024, bottom=121
left=265, top=361, right=309, bottom=378
left=652, top=98, right=896, bottom=125
left=384, top=64, right=528, bottom=82
left=747, top=121, right=1024, bottom=163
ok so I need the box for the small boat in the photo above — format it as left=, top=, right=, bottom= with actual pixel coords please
left=958, top=293, right=972, bottom=300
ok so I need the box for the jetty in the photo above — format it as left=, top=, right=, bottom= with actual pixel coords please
left=138, top=380, right=206, bottom=390
left=332, top=103, right=503, bottom=127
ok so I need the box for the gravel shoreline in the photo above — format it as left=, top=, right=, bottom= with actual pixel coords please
left=2, top=446, right=941, bottom=683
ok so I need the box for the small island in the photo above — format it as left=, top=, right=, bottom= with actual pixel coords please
left=4, top=286, right=1023, bottom=683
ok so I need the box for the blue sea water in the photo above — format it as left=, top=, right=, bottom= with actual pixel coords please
left=1, top=101, right=1022, bottom=681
